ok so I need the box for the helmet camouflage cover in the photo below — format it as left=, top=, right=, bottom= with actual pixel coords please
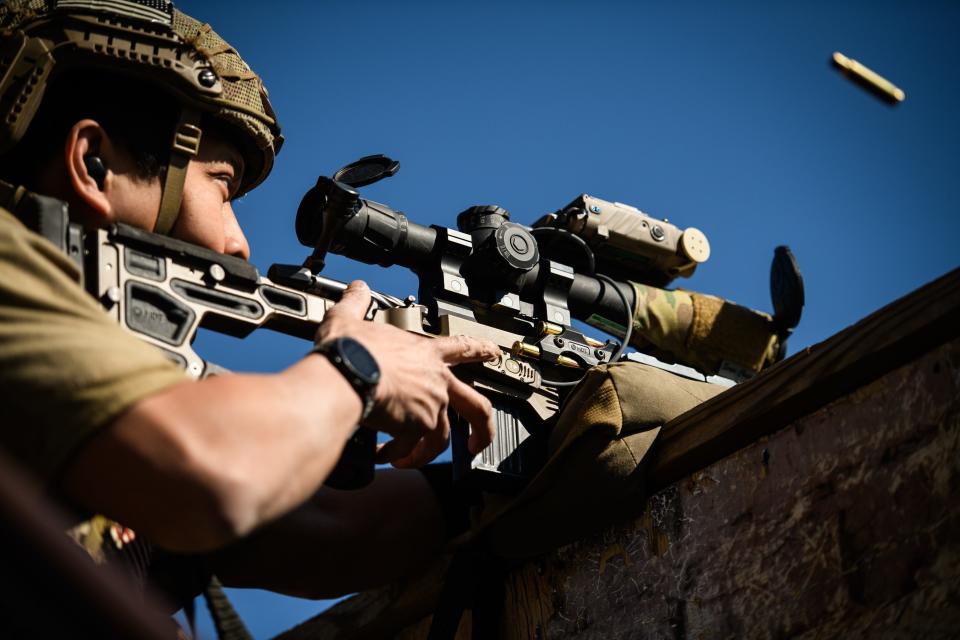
left=0, top=0, right=283, bottom=233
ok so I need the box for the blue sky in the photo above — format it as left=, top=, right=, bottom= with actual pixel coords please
left=173, top=1, right=959, bottom=637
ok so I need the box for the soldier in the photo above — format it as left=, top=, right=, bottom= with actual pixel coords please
left=0, top=0, right=498, bottom=621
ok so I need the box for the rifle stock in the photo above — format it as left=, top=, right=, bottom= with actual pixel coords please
left=83, top=222, right=569, bottom=492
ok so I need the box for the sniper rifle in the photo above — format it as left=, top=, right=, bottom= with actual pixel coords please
left=11, top=155, right=802, bottom=493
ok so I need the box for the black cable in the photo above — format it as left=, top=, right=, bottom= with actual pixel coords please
left=529, top=226, right=596, bottom=275
left=596, top=274, right=633, bottom=357
left=540, top=274, right=634, bottom=389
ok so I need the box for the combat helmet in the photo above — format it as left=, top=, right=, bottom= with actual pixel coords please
left=0, top=0, right=283, bottom=234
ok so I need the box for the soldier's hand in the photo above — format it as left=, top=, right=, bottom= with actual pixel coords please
left=316, top=280, right=500, bottom=468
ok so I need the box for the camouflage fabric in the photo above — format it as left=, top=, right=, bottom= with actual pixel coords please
left=630, top=282, right=695, bottom=356
left=169, top=7, right=282, bottom=194
left=0, top=0, right=282, bottom=196
left=630, top=282, right=780, bottom=375
left=688, top=291, right=780, bottom=374
left=466, top=361, right=725, bottom=559
left=66, top=515, right=137, bottom=566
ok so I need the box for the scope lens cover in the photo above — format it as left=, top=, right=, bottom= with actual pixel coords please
left=333, top=154, right=400, bottom=188
left=295, top=184, right=327, bottom=247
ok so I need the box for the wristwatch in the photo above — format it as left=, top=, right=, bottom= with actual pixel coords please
left=311, top=337, right=380, bottom=421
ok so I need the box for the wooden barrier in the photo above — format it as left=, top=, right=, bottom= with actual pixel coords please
left=279, top=268, right=960, bottom=639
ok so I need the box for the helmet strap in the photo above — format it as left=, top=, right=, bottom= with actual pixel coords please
left=154, top=108, right=203, bottom=235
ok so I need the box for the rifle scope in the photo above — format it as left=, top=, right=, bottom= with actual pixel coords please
left=295, top=174, right=634, bottom=332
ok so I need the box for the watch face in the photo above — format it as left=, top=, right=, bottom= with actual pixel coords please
left=339, top=337, right=381, bottom=385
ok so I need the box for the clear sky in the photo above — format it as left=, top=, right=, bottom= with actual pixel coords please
left=172, top=1, right=959, bottom=637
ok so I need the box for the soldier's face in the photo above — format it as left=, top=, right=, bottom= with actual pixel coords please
left=111, top=133, right=250, bottom=260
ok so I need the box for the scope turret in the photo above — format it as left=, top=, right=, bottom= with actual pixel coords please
left=457, top=206, right=539, bottom=291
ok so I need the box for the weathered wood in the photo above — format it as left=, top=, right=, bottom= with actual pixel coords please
left=279, top=270, right=960, bottom=639
left=487, top=337, right=960, bottom=639
left=431, top=337, right=960, bottom=639
left=650, top=267, right=960, bottom=491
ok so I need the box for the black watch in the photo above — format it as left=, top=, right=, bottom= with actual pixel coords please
left=312, top=337, right=380, bottom=421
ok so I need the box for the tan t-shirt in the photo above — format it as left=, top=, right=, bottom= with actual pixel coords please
left=0, top=207, right=188, bottom=484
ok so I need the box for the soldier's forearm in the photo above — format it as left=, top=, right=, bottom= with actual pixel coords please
left=61, top=355, right=363, bottom=553
left=210, top=468, right=445, bottom=598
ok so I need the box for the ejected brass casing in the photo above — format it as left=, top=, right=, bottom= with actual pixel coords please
left=511, top=341, right=581, bottom=369
left=831, top=52, right=905, bottom=105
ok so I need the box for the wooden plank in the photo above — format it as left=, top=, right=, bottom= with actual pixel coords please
left=490, top=336, right=960, bottom=638
left=279, top=270, right=960, bottom=639
left=649, top=267, right=960, bottom=491
left=385, top=335, right=960, bottom=639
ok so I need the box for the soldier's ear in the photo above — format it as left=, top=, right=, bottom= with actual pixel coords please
left=64, top=120, right=115, bottom=223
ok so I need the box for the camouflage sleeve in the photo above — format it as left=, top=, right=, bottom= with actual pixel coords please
left=630, top=282, right=781, bottom=376
left=630, top=283, right=695, bottom=356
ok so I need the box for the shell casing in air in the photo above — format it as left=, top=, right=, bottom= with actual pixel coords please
left=831, top=52, right=905, bottom=105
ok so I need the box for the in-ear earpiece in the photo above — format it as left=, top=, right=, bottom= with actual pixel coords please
left=83, top=155, right=107, bottom=190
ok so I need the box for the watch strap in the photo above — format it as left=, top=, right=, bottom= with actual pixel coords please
left=311, top=338, right=378, bottom=422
